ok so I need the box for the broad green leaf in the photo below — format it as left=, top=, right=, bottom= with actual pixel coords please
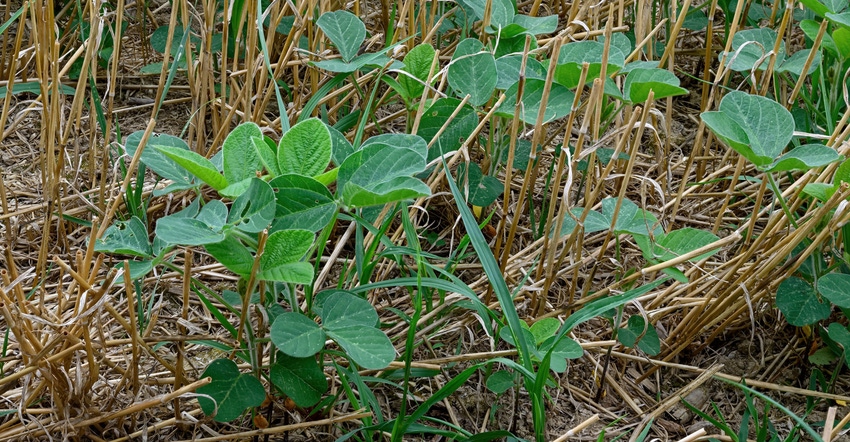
left=278, top=118, right=332, bottom=177
left=827, top=12, right=850, bottom=28
left=227, top=178, right=276, bottom=232
left=546, top=338, right=583, bottom=372
left=156, top=145, right=228, bottom=191
left=312, top=51, right=400, bottom=73
left=269, top=353, right=328, bottom=407
left=775, top=277, right=831, bottom=326
left=316, top=10, right=366, bottom=63
left=459, top=162, right=502, bottom=207
left=486, top=370, right=515, bottom=394
left=798, top=0, right=831, bottom=18
left=601, top=197, right=662, bottom=236
left=835, top=158, right=850, bottom=184
left=529, top=318, right=560, bottom=346
left=155, top=215, right=225, bottom=246
left=555, top=41, right=626, bottom=89
left=95, top=216, right=152, bottom=257
left=196, top=200, right=228, bottom=231
left=818, top=273, right=850, bottom=308
left=556, top=207, right=610, bottom=236
left=636, top=227, right=721, bottom=263
left=269, top=174, right=337, bottom=232
left=252, top=136, right=280, bottom=176
left=325, top=325, right=395, bottom=369
left=494, top=34, right=538, bottom=59
left=823, top=0, right=848, bottom=13
left=800, top=19, right=838, bottom=56
left=834, top=28, right=850, bottom=59
left=776, top=49, right=822, bottom=76
left=337, top=135, right=431, bottom=208
left=218, top=178, right=253, bottom=199
left=398, top=43, right=436, bottom=99
left=270, top=312, right=325, bottom=357
left=204, top=235, right=254, bottom=277
left=222, top=122, right=264, bottom=185
left=623, top=68, right=689, bottom=103
left=197, top=358, right=265, bottom=422
left=495, top=54, right=547, bottom=90
left=448, top=39, right=497, bottom=106
left=723, top=28, right=785, bottom=72
left=459, top=0, right=514, bottom=28
left=418, top=98, right=479, bottom=159
left=498, top=14, right=558, bottom=38
left=617, top=316, right=661, bottom=356
left=258, top=229, right=315, bottom=283
left=124, top=131, right=196, bottom=193
left=802, top=183, right=838, bottom=201
left=828, top=322, right=850, bottom=367
left=321, top=291, right=378, bottom=329
left=329, top=125, right=354, bottom=166
left=497, top=79, right=575, bottom=124
left=701, top=91, right=795, bottom=168
left=767, top=144, right=841, bottom=172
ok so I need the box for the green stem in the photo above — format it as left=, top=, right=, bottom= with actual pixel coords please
left=766, top=172, right=798, bottom=229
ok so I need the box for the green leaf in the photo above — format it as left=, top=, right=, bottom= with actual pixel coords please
left=498, top=14, right=558, bottom=38
left=835, top=158, right=850, bottom=184
left=269, top=353, right=328, bottom=407
left=833, top=28, right=850, bottom=60
left=817, top=273, right=850, bottom=308
left=197, top=359, right=265, bottom=422
left=95, top=216, right=152, bottom=257
left=227, top=178, right=276, bottom=232
left=827, top=12, right=850, bottom=28
left=222, top=122, right=264, bottom=186
left=623, top=68, right=689, bottom=103
left=486, top=370, right=515, bottom=394
left=398, top=43, right=436, bottom=99
left=775, top=277, right=831, bottom=326
left=321, top=291, right=379, bottom=329
left=337, top=134, right=431, bottom=208
left=448, top=39, right=497, bottom=106
left=701, top=91, right=795, bottom=168
left=312, top=51, right=400, bottom=73
left=269, top=174, right=337, bottom=232
left=555, top=40, right=626, bottom=88
left=418, top=98, right=479, bottom=160
left=767, top=144, right=841, bottom=172
left=278, top=118, right=332, bottom=177
left=196, top=200, right=228, bottom=231
left=460, top=0, right=515, bottom=28
left=252, top=136, right=280, bottom=176
left=828, top=322, right=850, bottom=367
left=204, top=235, right=254, bottom=277
left=802, top=183, right=838, bottom=201
left=776, top=49, right=822, bottom=76
left=156, top=145, right=228, bottom=191
left=124, top=131, right=196, bottom=193
left=723, top=28, right=785, bottom=72
left=529, top=317, right=560, bottom=346
left=459, top=162, right=502, bottom=207
left=498, top=79, right=575, bottom=124
left=270, top=312, right=326, bottom=357
left=316, top=10, right=366, bottom=63
left=258, top=229, right=315, bottom=283
left=495, top=54, right=547, bottom=90
left=617, top=316, right=661, bottom=356
left=601, top=197, right=662, bottom=236
left=155, top=215, right=225, bottom=246
left=636, top=227, right=721, bottom=263
left=556, top=207, right=610, bottom=236
left=329, top=125, right=354, bottom=166
left=326, top=325, right=395, bottom=369
left=801, top=19, right=838, bottom=56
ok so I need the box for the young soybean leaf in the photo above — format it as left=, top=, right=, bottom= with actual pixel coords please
left=555, top=207, right=610, bottom=237
left=155, top=145, right=228, bottom=191
left=269, top=174, right=337, bottom=232
left=499, top=14, right=558, bottom=38
left=418, top=98, right=479, bottom=159
left=321, top=291, right=379, bottom=329
left=398, top=43, right=436, bottom=100
left=328, top=125, right=354, bottom=166
left=486, top=370, right=515, bottom=394
left=124, top=131, right=196, bottom=194
left=828, top=323, right=850, bottom=367
left=617, top=316, right=661, bottom=356
left=95, top=216, right=152, bottom=257
left=269, top=352, right=328, bottom=407
left=555, top=40, right=626, bottom=89
left=222, top=122, right=264, bottom=185
left=817, top=273, right=850, bottom=308
left=252, top=136, right=280, bottom=176
left=316, top=10, right=365, bottom=63
left=197, top=358, right=265, bottom=422
left=458, top=162, right=502, bottom=207
left=498, top=79, right=575, bottom=124
left=529, top=318, right=560, bottom=346
left=337, top=134, right=431, bottom=208
left=777, top=49, right=822, bottom=76
left=495, top=54, right=547, bottom=90
left=204, top=235, right=254, bottom=277
left=278, top=118, right=332, bottom=177
left=701, top=91, right=795, bottom=169
left=623, top=68, right=689, bottom=103
left=155, top=215, right=226, bottom=246
left=766, top=144, right=842, bottom=172
left=325, top=325, right=395, bottom=369
left=258, top=229, right=315, bottom=284
left=723, top=28, right=785, bottom=72
left=775, top=277, right=831, bottom=327
left=448, top=39, right=497, bottom=107
left=270, top=312, right=326, bottom=357
left=459, top=0, right=514, bottom=28
left=227, top=178, right=276, bottom=232
left=636, top=228, right=721, bottom=263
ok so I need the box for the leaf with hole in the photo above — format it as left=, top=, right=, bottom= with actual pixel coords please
left=701, top=91, right=795, bottom=169
left=278, top=118, right=332, bottom=178
left=269, top=353, right=328, bottom=407
left=95, top=216, right=152, bottom=257
left=257, top=229, right=315, bottom=284
left=197, top=358, right=265, bottom=422
left=270, top=312, right=325, bottom=357
left=227, top=178, right=276, bottom=233
left=776, top=277, right=831, bottom=327
left=316, top=10, right=365, bottom=63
